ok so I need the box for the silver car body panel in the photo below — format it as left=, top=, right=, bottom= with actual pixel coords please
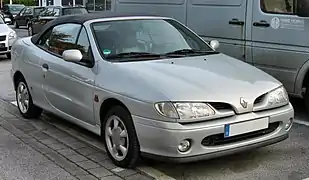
left=11, top=16, right=294, bottom=161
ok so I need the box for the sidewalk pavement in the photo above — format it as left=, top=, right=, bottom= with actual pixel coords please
left=0, top=100, right=153, bottom=180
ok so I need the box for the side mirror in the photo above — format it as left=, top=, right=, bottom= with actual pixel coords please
left=4, top=17, right=11, bottom=24
left=62, top=49, right=83, bottom=62
left=296, top=0, right=309, bottom=17
left=210, top=40, right=220, bottom=50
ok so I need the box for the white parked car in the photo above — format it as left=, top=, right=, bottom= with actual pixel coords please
left=0, top=16, right=16, bottom=59
left=11, top=12, right=294, bottom=168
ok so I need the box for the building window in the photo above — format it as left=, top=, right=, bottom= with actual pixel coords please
left=85, top=0, right=111, bottom=11
left=260, top=0, right=294, bottom=14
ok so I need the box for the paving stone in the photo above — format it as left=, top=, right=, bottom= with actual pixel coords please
left=0, top=123, right=22, bottom=133
left=14, top=124, right=37, bottom=133
left=70, top=168, right=89, bottom=176
left=23, top=138, right=55, bottom=154
left=76, top=175, right=98, bottom=180
left=47, top=143, right=68, bottom=150
left=77, top=147, right=98, bottom=156
left=58, top=148, right=78, bottom=156
left=101, top=175, right=123, bottom=180
left=98, top=160, right=117, bottom=170
left=0, top=110, right=17, bottom=118
left=40, top=138, right=59, bottom=145
left=88, top=167, right=113, bottom=178
left=125, top=174, right=154, bottom=180
left=77, top=160, right=101, bottom=170
left=66, top=141, right=87, bottom=150
left=29, top=131, right=51, bottom=140
left=66, top=154, right=88, bottom=162
left=45, top=151, right=81, bottom=172
left=113, top=168, right=136, bottom=178
left=87, top=152, right=109, bottom=163
left=48, top=131, right=71, bottom=139
left=58, top=136, right=80, bottom=144
left=44, top=128, right=66, bottom=135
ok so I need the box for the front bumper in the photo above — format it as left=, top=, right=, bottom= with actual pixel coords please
left=133, top=103, right=294, bottom=163
left=0, top=35, right=16, bottom=55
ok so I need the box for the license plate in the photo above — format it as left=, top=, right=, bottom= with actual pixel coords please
left=0, top=43, right=4, bottom=48
left=224, top=117, right=269, bottom=138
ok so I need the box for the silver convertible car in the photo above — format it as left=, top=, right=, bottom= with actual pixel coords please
left=11, top=12, right=294, bottom=168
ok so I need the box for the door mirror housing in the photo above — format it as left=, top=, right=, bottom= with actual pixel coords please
left=296, top=0, right=309, bottom=17
left=210, top=40, right=220, bottom=50
left=4, top=17, right=11, bottom=24
left=62, top=49, right=83, bottom=62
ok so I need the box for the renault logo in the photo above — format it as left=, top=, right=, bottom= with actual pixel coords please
left=240, top=97, right=248, bottom=108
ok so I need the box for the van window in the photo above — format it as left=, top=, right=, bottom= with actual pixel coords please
left=260, top=0, right=294, bottom=14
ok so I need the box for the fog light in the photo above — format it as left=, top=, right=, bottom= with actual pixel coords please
left=285, top=118, right=293, bottom=130
left=178, top=139, right=191, bottom=152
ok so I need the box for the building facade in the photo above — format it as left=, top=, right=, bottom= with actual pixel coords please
left=39, top=0, right=112, bottom=12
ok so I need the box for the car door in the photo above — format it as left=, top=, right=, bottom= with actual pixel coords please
left=186, top=0, right=249, bottom=62
left=24, top=8, right=34, bottom=26
left=40, top=23, right=96, bottom=125
left=251, top=0, right=309, bottom=93
left=15, top=7, right=26, bottom=25
left=20, top=7, right=31, bottom=26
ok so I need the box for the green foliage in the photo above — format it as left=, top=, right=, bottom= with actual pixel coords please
left=2, top=0, right=36, bottom=6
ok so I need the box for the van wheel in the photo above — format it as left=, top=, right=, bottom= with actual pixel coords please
left=102, top=106, right=140, bottom=168
left=6, top=53, right=11, bottom=59
left=14, top=21, right=19, bottom=29
left=28, top=25, right=33, bottom=36
left=16, top=77, right=42, bottom=119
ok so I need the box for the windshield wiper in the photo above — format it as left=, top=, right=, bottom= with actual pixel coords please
left=164, top=49, right=219, bottom=56
left=105, top=52, right=162, bottom=60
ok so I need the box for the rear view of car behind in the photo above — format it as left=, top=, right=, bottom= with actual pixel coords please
left=28, top=6, right=88, bottom=36
left=10, top=12, right=294, bottom=169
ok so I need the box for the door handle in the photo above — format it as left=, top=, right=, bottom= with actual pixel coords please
left=229, top=18, right=244, bottom=26
left=253, top=20, right=270, bottom=27
left=42, top=63, right=49, bottom=70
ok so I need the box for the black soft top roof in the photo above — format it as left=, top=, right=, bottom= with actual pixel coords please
left=31, top=11, right=161, bottom=44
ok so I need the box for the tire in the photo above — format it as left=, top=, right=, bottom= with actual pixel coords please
left=16, top=77, right=42, bottom=119
left=6, top=53, right=11, bottom=59
left=28, top=25, right=33, bottom=36
left=14, top=20, right=19, bottom=29
left=102, top=106, right=140, bottom=168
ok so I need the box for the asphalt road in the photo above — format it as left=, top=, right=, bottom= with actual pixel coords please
left=0, top=27, right=309, bottom=180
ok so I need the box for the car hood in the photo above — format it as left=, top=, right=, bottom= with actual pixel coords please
left=116, top=53, right=281, bottom=103
left=0, top=24, right=11, bottom=34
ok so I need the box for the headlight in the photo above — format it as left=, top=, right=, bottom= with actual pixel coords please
left=265, top=86, right=289, bottom=109
left=8, top=31, right=16, bottom=39
left=155, top=102, right=215, bottom=120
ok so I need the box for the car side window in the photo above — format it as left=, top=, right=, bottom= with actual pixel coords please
left=24, top=8, right=31, bottom=15
left=37, top=29, right=53, bottom=49
left=76, top=27, right=93, bottom=62
left=53, top=8, right=60, bottom=16
left=260, top=0, right=294, bottom=14
left=19, top=8, right=26, bottom=15
left=47, top=23, right=82, bottom=56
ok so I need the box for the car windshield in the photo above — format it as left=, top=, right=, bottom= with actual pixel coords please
left=92, top=19, right=215, bottom=61
left=63, top=8, right=88, bottom=15
left=9, top=5, right=24, bottom=13
left=34, top=8, right=44, bottom=15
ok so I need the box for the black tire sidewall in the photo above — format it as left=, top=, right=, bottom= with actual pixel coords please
left=14, top=21, right=18, bottom=28
left=15, top=77, right=41, bottom=118
left=102, top=106, right=140, bottom=168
